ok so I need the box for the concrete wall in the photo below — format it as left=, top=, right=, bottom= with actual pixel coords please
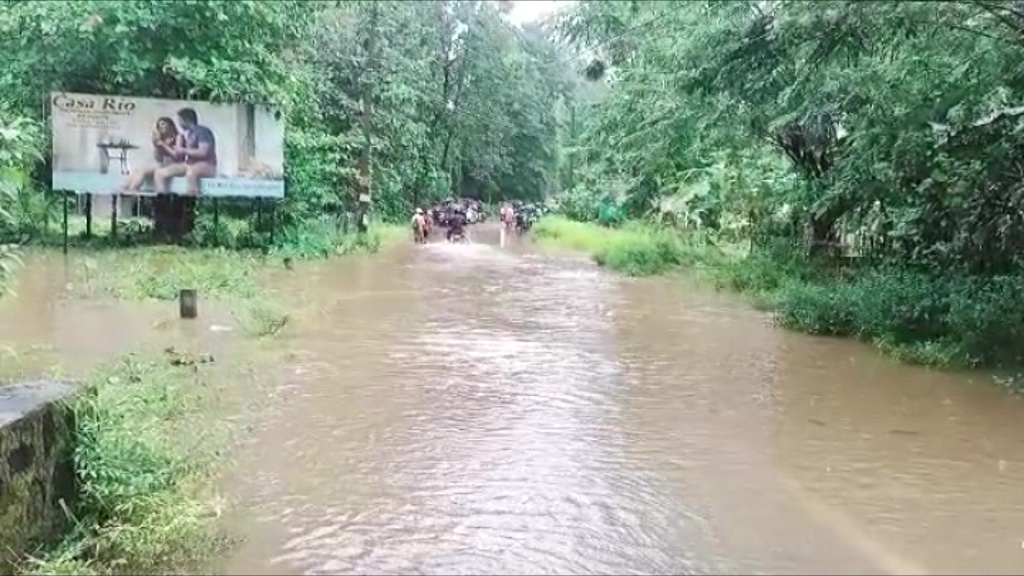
left=0, top=382, right=76, bottom=570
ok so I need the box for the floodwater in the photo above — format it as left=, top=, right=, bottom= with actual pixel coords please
left=0, top=252, right=241, bottom=381
left=4, top=227, right=1024, bottom=574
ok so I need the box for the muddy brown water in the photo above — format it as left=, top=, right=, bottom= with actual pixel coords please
left=3, top=228, right=1024, bottom=574
left=0, top=252, right=243, bottom=381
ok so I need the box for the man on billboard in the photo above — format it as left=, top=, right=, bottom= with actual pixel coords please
left=153, top=107, right=218, bottom=196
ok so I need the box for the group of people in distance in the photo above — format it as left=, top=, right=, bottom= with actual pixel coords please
left=411, top=199, right=472, bottom=244
left=410, top=199, right=540, bottom=244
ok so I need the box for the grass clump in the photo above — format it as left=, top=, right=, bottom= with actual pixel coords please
left=533, top=216, right=701, bottom=276
left=233, top=298, right=290, bottom=338
left=72, top=246, right=260, bottom=301
left=21, top=352, right=229, bottom=575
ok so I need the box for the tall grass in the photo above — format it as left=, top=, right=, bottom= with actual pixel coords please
left=20, top=353, right=230, bottom=575
left=533, top=216, right=717, bottom=276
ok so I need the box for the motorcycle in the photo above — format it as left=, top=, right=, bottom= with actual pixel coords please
left=432, top=208, right=448, bottom=228
left=447, top=231, right=468, bottom=244
left=515, top=211, right=533, bottom=234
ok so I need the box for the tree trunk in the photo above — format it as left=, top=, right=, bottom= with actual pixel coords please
left=567, top=102, right=577, bottom=191
left=355, top=2, right=380, bottom=233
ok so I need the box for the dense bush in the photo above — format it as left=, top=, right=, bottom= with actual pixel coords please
left=775, top=270, right=1024, bottom=367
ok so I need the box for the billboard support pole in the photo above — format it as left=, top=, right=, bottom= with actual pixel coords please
left=110, top=194, right=118, bottom=242
left=62, top=191, right=69, bottom=255
left=269, top=202, right=276, bottom=245
left=212, top=198, right=220, bottom=247
left=85, top=194, right=93, bottom=238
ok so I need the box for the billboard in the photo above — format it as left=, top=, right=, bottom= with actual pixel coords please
left=50, top=92, right=285, bottom=198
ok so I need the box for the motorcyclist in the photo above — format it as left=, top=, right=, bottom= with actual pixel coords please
left=446, top=205, right=467, bottom=242
left=515, top=203, right=530, bottom=233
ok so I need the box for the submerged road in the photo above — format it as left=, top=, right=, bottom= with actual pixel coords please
left=198, top=224, right=1024, bottom=575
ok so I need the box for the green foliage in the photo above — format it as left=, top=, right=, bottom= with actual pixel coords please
left=270, top=218, right=403, bottom=260
left=774, top=270, right=1024, bottom=367
left=0, top=115, right=45, bottom=294
left=551, top=0, right=1024, bottom=368
left=555, top=0, right=1024, bottom=264
left=21, top=355, right=229, bottom=575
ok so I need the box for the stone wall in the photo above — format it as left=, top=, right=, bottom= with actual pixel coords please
left=0, top=382, right=76, bottom=570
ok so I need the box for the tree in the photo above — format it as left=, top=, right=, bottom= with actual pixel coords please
left=556, top=0, right=1024, bottom=273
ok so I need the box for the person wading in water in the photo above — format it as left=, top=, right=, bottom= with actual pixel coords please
left=411, top=208, right=428, bottom=243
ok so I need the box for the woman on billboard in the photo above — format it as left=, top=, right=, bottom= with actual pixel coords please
left=120, top=116, right=182, bottom=193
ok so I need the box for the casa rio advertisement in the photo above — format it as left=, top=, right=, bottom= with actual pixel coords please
left=50, top=92, right=285, bottom=198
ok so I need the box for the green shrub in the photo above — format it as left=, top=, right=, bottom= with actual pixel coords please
left=944, top=275, right=1024, bottom=366
left=271, top=218, right=404, bottom=260
left=775, top=281, right=858, bottom=336
left=22, top=354, right=229, bottom=575
left=534, top=216, right=691, bottom=276
left=773, top=268, right=1024, bottom=367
